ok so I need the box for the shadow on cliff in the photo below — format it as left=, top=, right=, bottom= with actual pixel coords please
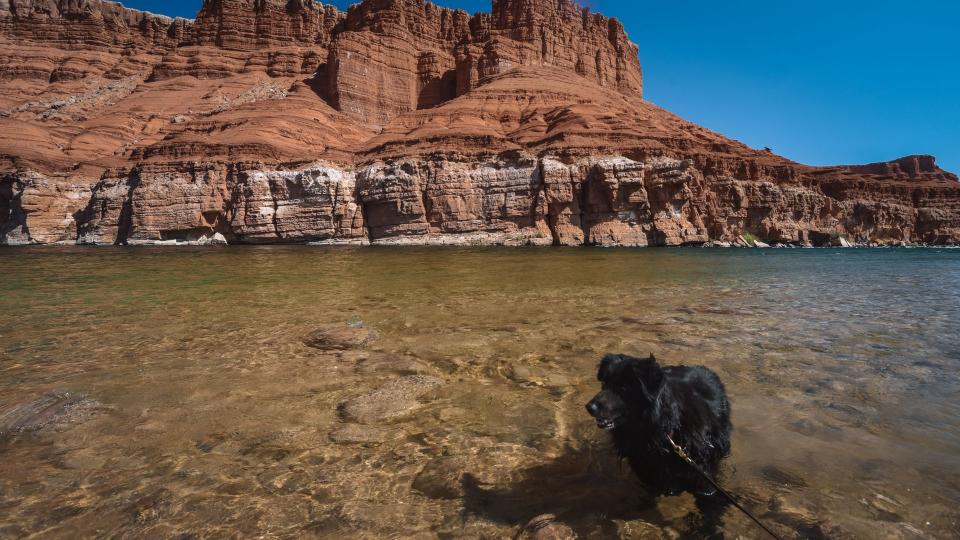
left=306, top=69, right=336, bottom=110
left=459, top=445, right=666, bottom=537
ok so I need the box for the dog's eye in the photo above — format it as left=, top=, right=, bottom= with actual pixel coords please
left=602, top=382, right=631, bottom=393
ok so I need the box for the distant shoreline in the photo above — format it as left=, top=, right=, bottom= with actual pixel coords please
left=2, top=242, right=956, bottom=250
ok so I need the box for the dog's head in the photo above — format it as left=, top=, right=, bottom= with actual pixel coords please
left=585, top=353, right=665, bottom=431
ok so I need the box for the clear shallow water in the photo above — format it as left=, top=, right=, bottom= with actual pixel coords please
left=0, top=247, right=958, bottom=539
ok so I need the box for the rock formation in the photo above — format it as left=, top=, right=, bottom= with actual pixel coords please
left=0, top=390, right=103, bottom=440
left=1, top=0, right=958, bottom=246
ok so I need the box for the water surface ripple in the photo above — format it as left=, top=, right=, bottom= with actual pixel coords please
left=0, top=247, right=958, bottom=538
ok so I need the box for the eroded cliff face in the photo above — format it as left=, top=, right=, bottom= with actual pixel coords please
left=0, top=0, right=958, bottom=247
left=0, top=171, right=90, bottom=244
left=324, top=0, right=641, bottom=128
left=0, top=0, right=188, bottom=49
left=7, top=153, right=956, bottom=247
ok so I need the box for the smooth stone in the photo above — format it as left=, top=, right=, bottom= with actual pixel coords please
left=348, top=352, right=435, bottom=375
left=337, top=375, right=441, bottom=424
left=0, top=390, right=102, bottom=440
left=517, top=514, right=578, bottom=540
left=860, top=494, right=905, bottom=522
left=501, top=362, right=571, bottom=389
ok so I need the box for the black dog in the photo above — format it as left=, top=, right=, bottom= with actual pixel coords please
left=586, top=353, right=732, bottom=498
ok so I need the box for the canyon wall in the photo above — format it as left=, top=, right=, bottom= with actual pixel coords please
left=1, top=0, right=958, bottom=247
left=4, top=154, right=958, bottom=246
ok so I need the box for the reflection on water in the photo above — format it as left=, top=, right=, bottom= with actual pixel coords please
left=0, top=247, right=958, bottom=539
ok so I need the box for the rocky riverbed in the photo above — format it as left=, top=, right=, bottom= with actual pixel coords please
left=0, top=247, right=958, bottom=538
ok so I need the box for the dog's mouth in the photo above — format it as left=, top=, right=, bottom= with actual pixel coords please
left=595, top=417, right=619, bottom=430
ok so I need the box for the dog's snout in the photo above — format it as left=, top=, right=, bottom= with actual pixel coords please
left=586, top=400, right=601, bottom=417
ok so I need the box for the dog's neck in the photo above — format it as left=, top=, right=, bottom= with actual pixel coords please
left=611, top=385, right=681, bottom=454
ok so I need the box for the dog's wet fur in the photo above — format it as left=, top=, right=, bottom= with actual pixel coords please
left=586, top=353, right=732, bottom=502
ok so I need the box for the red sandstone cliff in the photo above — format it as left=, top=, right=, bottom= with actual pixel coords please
left=0, top=0, right=957, bottom=246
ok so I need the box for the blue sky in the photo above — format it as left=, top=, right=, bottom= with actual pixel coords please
left=124, top=0, right=959, bottom=173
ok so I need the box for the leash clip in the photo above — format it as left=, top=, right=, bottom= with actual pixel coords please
left=666, top=434, right=694, bottom=464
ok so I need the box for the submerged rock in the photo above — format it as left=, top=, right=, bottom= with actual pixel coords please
left=614, top=519, right=669, bottom=539
left=411, top=457, right=465, bottom=500
left=305, top=324, right=379, bottom=351
left=500, top=360, right=571, bottom=389
left=329, top=423, right=390, bottom=445
left=760, top=465, right=809, bottom=488
left=0, top=390, right=102, bottom=440
left=412, top=444, right=545, bottom=502
left=517, top=514, right=578, bottom=540
left=337, top=375, right=441, bottom=424
left=347, top=352, right=435, bottom=376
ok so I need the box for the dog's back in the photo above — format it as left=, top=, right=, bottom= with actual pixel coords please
left=664, top=365, right=732, bottom=459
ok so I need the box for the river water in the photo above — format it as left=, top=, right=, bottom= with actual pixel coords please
left=0, top=247, right=958, bottom=539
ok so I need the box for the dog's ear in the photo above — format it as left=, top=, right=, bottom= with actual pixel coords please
left=632, top=356, right=665, bottom=402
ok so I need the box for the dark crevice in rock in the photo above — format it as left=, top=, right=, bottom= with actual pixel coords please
left=578, top=175, right=591, bottom=246
left=355, top=180, right=375, bottom=244
left=3, top=178, right=29, bottom=244
left=115, top=169, right=141, bottom=245
left=0, top=175, right=14, bottom=238
left=219, top=164, right=241, bottom=243
left=419, top=168, right=436, bottom=236
left=265, top=171, right=283, bottom=241
left=534, top=159, right=560, bottom=246
left=329, top=171, right=343, bottom=239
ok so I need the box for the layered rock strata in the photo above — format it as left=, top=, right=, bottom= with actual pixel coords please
left=1, top=0, right=958, bottom=247
left=6, top=154, right=957, bottom=247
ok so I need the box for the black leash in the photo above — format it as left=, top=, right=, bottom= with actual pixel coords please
left=666, top=435, right=784, bottom=540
